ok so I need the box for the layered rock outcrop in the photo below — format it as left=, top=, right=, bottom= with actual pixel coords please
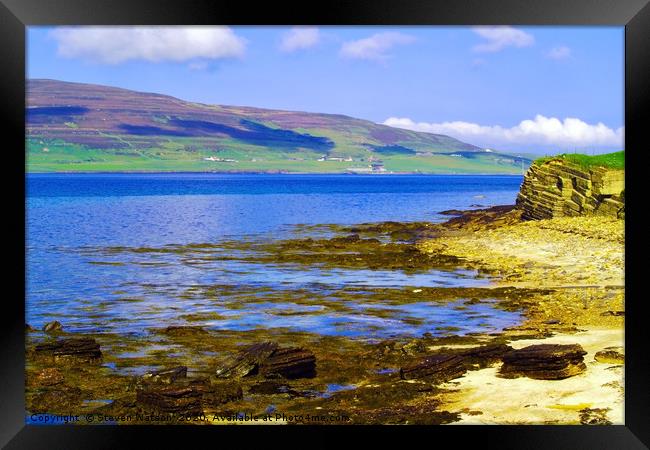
left=516, top=159, right=624, bottom=220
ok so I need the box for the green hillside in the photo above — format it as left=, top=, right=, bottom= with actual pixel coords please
left=534, top=151, right=624, bottom=170
left=27, top=79, right=531, bottom=174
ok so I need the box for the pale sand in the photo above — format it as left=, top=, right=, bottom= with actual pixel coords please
left=441, top=327, right=624, bottom=425
left=418, top=215, right=625, bottom=424
left=418, top=216, right=624, bottom=288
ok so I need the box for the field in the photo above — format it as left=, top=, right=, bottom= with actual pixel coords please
left=27, top=138, right=527, bottom=174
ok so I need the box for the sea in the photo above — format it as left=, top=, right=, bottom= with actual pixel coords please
left=26, top=173, right=524, bottom=341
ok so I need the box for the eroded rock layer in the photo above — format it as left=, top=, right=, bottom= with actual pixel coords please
left=516, top=160, right=624, bottom=220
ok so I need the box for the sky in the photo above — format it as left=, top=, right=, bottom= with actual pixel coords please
left=27, top=26, right=624, bottom=154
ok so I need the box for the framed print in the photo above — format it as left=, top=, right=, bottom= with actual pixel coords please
left=1, top=0, right=648, bottom=447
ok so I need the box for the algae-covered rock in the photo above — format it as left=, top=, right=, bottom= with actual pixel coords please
left=141, top=366, right=188, bottom=385
left=34, top=337, right=102, bottom=363
left=499, top=343, right=587, bottom=380
left=594, top=347, right=624, bottom=365
left=215, top=342, right=317, bottom=380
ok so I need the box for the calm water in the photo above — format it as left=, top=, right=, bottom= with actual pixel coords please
left=26, top=174, right=524, bottom=339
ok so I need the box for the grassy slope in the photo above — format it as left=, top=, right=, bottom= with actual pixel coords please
left=27, top=138, right=528, bottom=174
left=534, top=151, right=624, bottom=170
left=26, top=80, right=531, bottom=174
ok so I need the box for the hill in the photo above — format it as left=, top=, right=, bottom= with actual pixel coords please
left=27, top=79, right=530, bottom=173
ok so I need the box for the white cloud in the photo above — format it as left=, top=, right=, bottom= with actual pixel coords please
left=340, top=32, right=416, bottom=62
left=382, top=115, right=624, bottom=149
left=472, top=26, right=534, bottom=53
left=280, top=27, right=320, bottom=52
left=546, top=46, right=572, bottom=60
left=50, top=26, right=246, bottom=64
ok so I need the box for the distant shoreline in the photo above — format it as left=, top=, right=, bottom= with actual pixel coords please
left=26, top=171, right=525, bottom=176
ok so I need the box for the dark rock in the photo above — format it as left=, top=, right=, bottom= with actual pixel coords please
left=594, top=347, right=624, bottom=364
left=215, top=341, right=279, bottom=378
left=26, top=324, right=35, bottom=332
left=457, top=343, right=513, bottom=368
left=35, top=338, right=102, bottom=363
left=259, top=347, right=317, bottom=379
left=43, top=321, right=63, bottom=333
left=136, top=385, right=203, bottom=415
left=400, top=354, right=467, bottom=381
left=136, top=378, right=242, bottom=414
left=215, top=342, right=316, bottom=380
left=499, top=344, right=587, bottom=380
left=142, top=366, right=187, bottom=385
left=543, top=319, right=561, bottom=325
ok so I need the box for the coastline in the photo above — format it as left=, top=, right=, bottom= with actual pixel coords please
left=26, top=171, right=526, bottom=176
left=25, top=205, right=624, bottom=425
left=418, top=212, right=625, bottom=424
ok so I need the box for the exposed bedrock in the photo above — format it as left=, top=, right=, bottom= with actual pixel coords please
left=516, top=160, right=624, bottom=220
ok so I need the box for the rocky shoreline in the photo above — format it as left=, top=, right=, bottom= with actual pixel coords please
left=25, top=205, right=624, bottom=425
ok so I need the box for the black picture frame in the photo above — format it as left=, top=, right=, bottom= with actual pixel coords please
left=2, top=0, right=648, bottom=447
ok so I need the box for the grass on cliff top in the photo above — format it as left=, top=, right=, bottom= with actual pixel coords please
left=534, top=151, right=624, bottom=170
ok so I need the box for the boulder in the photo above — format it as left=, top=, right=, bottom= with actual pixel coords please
left=34, top=337, right=102, bottom=363
left=215, top=342, right=316, bottom=380
left=43, top=321, right=63, bottom=333
left=259, top=347, right=317, bottom=379
left=215, top=342, right=279, bottom=378
left=499, top=343, right=587, bottom=379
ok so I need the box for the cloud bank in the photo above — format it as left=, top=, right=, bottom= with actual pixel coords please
left=50, top=26, right=246, bottom=64
left=383, top=115, right=624, bottom=150
left=472, top=26, right=535, bottom=53
left=340, top=32, right=415, bottom=61
left=280, top=27, right=320, bottom=52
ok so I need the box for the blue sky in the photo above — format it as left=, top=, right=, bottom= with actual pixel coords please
left=27, top=26, right=624, bottom=153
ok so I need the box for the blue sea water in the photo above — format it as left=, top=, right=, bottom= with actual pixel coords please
left=26, top=173, right=524, bottom=340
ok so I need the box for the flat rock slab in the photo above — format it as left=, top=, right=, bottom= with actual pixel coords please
left=594, top=347, right=624, bottom=365
left=259, top=347, right=317, bottom=379
left=136, top=379, right=242, bottom=414
left=500, top=343, right=587, bottom=380
left=457, top=343, right=513, bottom=368
left=400, top=354, right=467, bottom=381
left=215, top=342, right=316, bottom=379
left=399, top=344, right=513, bottom=381
left=34, top=338, right=102, bottom=363
left=136, top=385, right=204, bottom=415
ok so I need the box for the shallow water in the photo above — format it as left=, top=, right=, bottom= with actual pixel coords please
left=26, top=174, right=524, bottom=339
